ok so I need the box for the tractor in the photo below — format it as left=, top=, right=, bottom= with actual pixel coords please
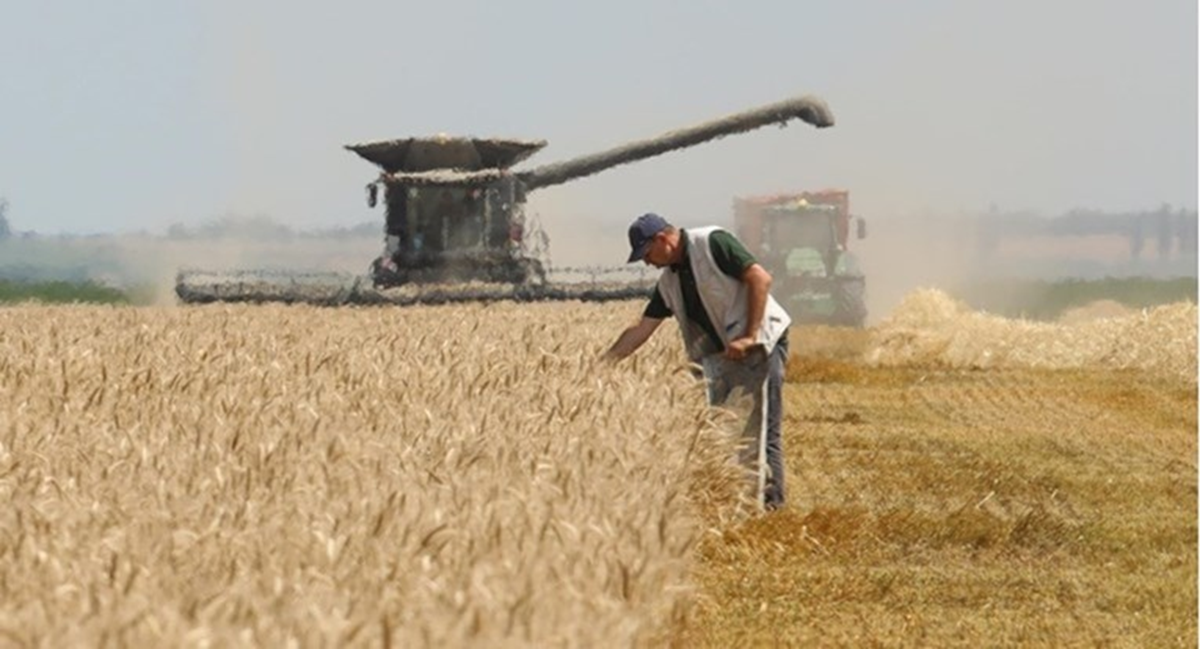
left=733, top=190, right=867, bottom=327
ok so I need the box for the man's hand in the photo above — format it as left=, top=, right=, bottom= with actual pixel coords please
left=724, top=335, right=761, bottom=361
left=603, top=316, right=663, bottom=362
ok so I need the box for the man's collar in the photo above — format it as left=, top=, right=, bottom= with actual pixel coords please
left=669, top=229, right=688, bottom=272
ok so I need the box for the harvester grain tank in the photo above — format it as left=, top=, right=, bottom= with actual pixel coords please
left=176, top=94, right=835, bottom=305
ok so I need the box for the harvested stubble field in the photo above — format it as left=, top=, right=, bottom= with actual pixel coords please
left=0, top=290, right=1195, bottom=647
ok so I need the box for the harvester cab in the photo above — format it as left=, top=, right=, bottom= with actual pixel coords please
left=733, top=190, right=868, bottom=327
left=347, top=135, right=550, bottom=286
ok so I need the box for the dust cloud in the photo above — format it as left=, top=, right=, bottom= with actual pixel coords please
left=852, top=213, right=986, bottom=325
left=77, top=235, right=383, bottom=306
left=531, top=188, right=1008, bottom=327
left=527, top=194, right=631, bottom=270
left=529, top=192, right=1195, bottom=328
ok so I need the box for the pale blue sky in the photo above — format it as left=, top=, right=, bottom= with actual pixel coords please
left=1, top=0, right=1196, bottom=237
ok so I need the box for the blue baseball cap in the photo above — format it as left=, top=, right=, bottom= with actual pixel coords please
left=626, top=213, right=670, bottom=263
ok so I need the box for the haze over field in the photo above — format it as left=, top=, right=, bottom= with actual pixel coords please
left=1, top=2, right=1195, bottom=251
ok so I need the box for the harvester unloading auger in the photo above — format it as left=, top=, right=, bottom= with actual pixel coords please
left=175, top=94, right=834, bottom=306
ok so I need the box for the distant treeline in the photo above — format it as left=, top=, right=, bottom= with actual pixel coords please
left=0, top=209, right=382, bottom=242
left=0, top=198, right=11, bottom=240
left=163, top=216, right=381, bottom=241
left=976, top=205, right=1198, bottom=260
left=2, top=203, right=1195, bottom=249
left=0, top=279, right=149, bottom=305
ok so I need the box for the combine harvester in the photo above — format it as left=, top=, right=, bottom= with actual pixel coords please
left=175, top=94, right=835, bottom=306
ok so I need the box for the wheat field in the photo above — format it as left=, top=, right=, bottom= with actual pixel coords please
left=0, top=302, right=754, bottom=647
left=0, top=293, right=1195, bottom=647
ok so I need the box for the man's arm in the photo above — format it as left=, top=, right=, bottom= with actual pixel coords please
left=740, top=263, right=772, bottom=338
left=708, top=230, right=771, bottom=357
left=603, top=316, right=664, bottom=361
left=725, top=263, right=772, bottom=360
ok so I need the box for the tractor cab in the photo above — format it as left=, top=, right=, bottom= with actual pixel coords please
left=733, top=190, right=867, bottom=327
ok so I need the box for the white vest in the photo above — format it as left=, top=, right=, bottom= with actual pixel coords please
left=657, top=227, right=791, bottom=362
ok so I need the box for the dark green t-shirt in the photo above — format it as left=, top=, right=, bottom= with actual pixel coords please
left=643, top=229, right=758, bottom=352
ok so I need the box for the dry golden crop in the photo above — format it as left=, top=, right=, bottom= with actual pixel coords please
left=868, top=289, right=1198, bottom=382
left=0, top=301, right=750, bottom=647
